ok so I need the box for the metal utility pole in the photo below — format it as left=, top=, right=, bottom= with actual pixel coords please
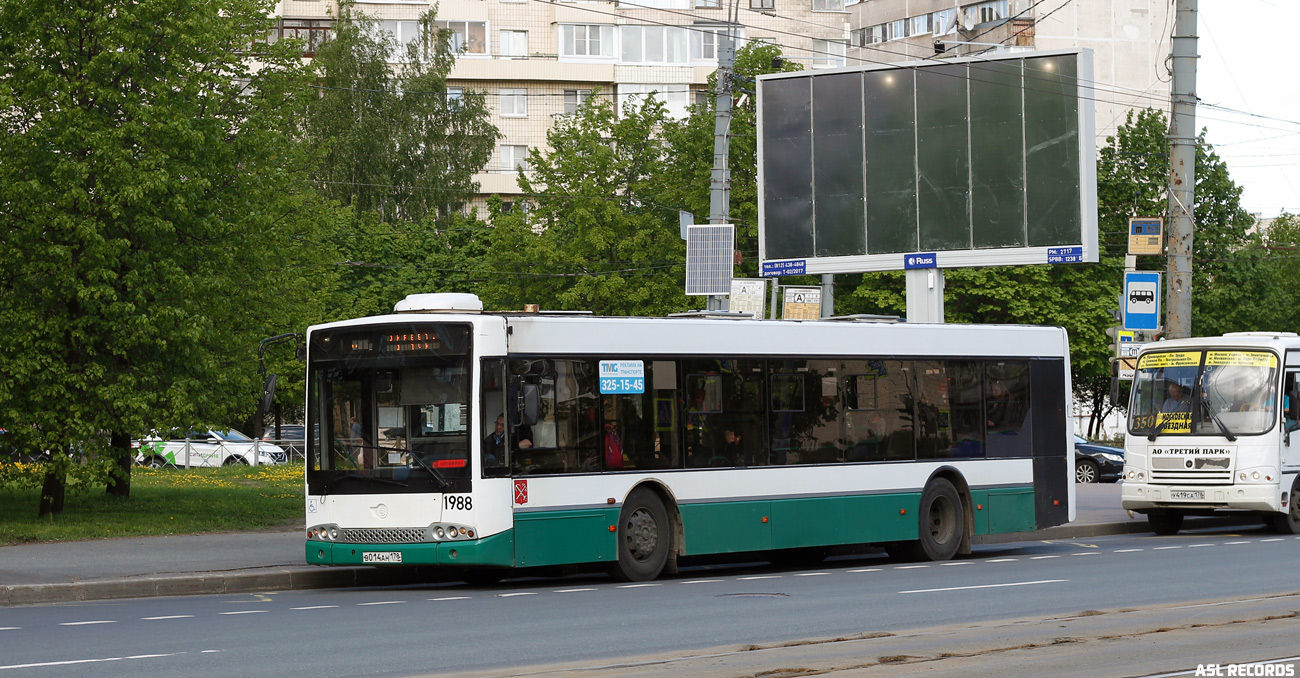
left=1165, top=0, right=1198, bottom=339
left=707, top=9, right=736, bottom=312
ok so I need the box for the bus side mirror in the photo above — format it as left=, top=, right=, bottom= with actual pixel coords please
left=520, top=383, right=540, bottom=426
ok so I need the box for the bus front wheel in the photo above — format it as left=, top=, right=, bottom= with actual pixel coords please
left=611, top=488, right=670, bottom=582
left=1271, top=480, right=1300, bottom=534
left=1148, top=510, right=1183, bottom=535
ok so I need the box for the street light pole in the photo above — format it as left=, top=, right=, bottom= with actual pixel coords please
left=707, top=1, right=738, bottom=312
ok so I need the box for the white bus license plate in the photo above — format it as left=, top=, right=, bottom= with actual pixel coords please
left=1170, top=490, right=1204, bottom=500
left=362, top=551, right=402, bottom=564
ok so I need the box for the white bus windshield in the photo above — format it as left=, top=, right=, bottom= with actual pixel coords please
left=1129, top=349, right=1279, bottom=437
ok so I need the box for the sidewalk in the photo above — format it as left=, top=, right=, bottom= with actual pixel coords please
left=0, top=484, right=1254, bottom=606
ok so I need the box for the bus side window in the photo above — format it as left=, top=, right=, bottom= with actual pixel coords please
left=1286, top=373, right=1300, bottom=432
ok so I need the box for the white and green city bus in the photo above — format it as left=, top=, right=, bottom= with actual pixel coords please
left=1121, top=332, right=1300, bottom=535
left=304, top=293, right=1075, bottom=581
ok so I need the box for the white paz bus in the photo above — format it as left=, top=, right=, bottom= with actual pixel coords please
left=304, top=293, right=1075, bottom=581
left=1122, top=332, right=1300, bottom=535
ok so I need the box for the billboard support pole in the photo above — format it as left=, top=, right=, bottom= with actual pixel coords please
left=905, top=268, right=944, bottom=323
left=820, top=274, right=834, bottom=318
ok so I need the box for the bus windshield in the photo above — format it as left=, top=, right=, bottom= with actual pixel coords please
left=306, top=323, right=473, bottom=494
left=1129, top=349, right=1279, bottom=438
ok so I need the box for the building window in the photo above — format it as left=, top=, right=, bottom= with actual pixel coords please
left=267, top=19, right=334, bottom=56
left=500, top=30, right=527, bottom=57
left=811, top=0, right=844, bottom=10
left=965, top=0, right=1010, bottom=26
left=627, top=0, right=689, bottom=7
left=560, top=24, right=616, bottom=58
left=749, top=0, right=774, bottom=9
left=812, top=39, right=845, bottom=68
left=933, top=8, right=958, bottom=35
left=909, top=14, right=931, bottom=36
left=447, top=87, right=464, bottom=108
left=501, top=145, right=529, bottom=172
left=620, top=25, right=688, bottom=64
left=500, top=88, right=527, bottom=117
left=618, top=84, right=690, bottom=120
left=696, top=0, right=721, bottom=7
left=373, top=20, right=424, bottom=61
left=563, top=89, right=591, bottom=114
left=437, top=20, right=488, bottom=55
left=690, top=26, right=742, bottom=62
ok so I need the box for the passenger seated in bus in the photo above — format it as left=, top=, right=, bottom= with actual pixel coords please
left=718, top=427, right=746, bottom=466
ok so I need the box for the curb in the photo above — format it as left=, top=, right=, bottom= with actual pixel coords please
left=0, top=517, right=1266, bottom=607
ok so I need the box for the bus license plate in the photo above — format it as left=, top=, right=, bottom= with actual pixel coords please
left=1170, top=490, right=1204, bottom=500
left=362, top=551, right=402, bottom=563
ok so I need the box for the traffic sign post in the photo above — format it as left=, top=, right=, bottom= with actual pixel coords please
left=1123, top=272, right=1161, bottom=331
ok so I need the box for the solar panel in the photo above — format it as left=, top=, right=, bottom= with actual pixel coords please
left=685, top=224, right=734, bottom=296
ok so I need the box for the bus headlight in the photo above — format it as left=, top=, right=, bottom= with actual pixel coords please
left=435, top=527, right=446, bottom=539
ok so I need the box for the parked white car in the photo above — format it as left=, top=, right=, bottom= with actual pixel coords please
left=135, top=429, right=286, bottom=467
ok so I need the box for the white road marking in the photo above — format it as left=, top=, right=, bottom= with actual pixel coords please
left=1031, top=555, right=1061, bottom=559
left=430, top=596, right=471, bottom=601
left=200, top=650, right=222, bottom=654
left=987, top=558, right=1017, bottom=563
left=900, top=579, right=1067, bottom=594
left=1260, top=538, right=1284, bottom=543
left=497, top=592, right=537, bottom=597
left=0, top=628, right=19, bottom=631
left=1187, top=543, right=1214, bottom=548
left=59, top=621, right=115, bottom=626
left=358, top=601, right=405, bottom=606
left=1224, top=541, right=1251, bottom=545
left=847, top=568, right=882, bottom=573
left=681, top=579, right=725, bottom=584
left=738, top=575, right=782, bottom=580
left=0, top=652, right=180, bottom=671
left=554, top=588, right=597, bottom=593
left=616, top=583, right=661, bottom=588
left=1114, top=549, right=1142, bottom=553
left=1071, top=552, right=1098, bottom=556
left=940, top=562, right=971, bottom=566
left=1153, top=546, right=1183, bottom=550
left=793, top=572, right=829, bottom=577
left=291, top=606, right=339, bottom=610
left=218, top=610, right=267, bottom=615
left=141, top=615, right=194, bottom=620
left=894, top=565, right=930, bottom=569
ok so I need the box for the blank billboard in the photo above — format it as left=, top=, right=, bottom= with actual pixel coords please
left=757, top=49, right=1097, bottom=274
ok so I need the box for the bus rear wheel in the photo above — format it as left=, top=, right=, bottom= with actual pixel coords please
left=610, top=488, right=670, bottom=582
left=915, top=478, right=964, bottom=561
left=1148, top=510, right=1183, bottom=535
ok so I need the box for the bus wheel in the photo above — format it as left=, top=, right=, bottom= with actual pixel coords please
left=1148, top=510, right=1183, bottom=535
left=914, top=478, right=964, bottom=561
left=611, top=488, right=670, bottom=582
left=1271, top=481, right=1300, bottom=534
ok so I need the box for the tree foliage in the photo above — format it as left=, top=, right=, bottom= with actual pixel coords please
left=0, top=0, right=328, bottom=511
left=304, top=1, right=498, bottom=224
left=478, top=95, right=692, bottom=315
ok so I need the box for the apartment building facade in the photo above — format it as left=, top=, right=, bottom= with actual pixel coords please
left=273, top=0, right=1170, bottom=206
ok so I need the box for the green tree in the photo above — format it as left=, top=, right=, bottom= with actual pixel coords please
left=660, top=42, right=801, bottom=279
left=304, top=1, right=498, bottom=224
left=0, top=0, right=329, bottom=513
left=478, top=94, right=692, bottom=315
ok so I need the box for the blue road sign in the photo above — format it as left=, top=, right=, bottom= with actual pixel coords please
left=1124, top=272, right=1161, bottom=331
left=761, top=260, right=806, bottom=277
left=903, top=252, right=937, bottom=269
left=1047, top=246, right=1084, bottom=263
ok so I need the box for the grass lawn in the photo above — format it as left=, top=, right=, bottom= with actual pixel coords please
left=0, top=464, right=304, bottom=545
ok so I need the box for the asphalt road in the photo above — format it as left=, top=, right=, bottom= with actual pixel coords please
left=2, top=523, right=1297, bottom=678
